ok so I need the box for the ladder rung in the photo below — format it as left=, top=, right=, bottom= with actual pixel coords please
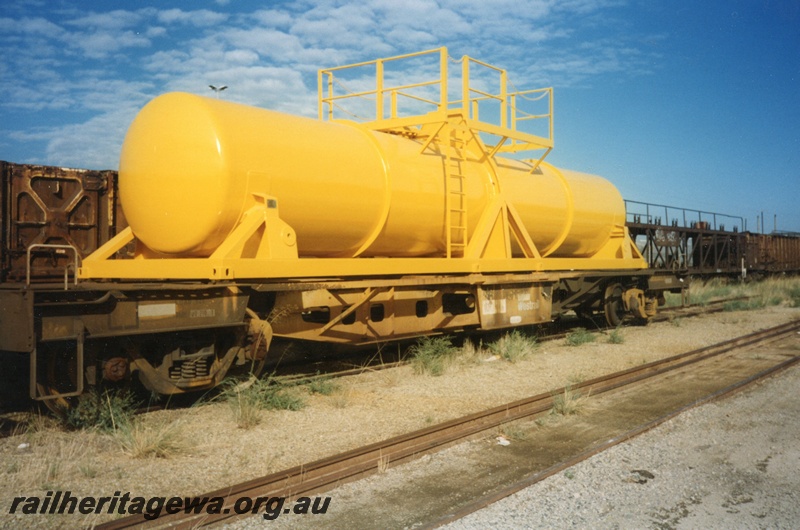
left=446, top=123, right=468, bottom=257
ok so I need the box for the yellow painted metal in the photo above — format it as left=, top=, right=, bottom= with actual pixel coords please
left=119, top=91, right=393, bottom=258
left=113, top=92, right=629, bottom=258
left=80, top=48, right=646, bottom=282
left=318, top=47, right=553, bottom=170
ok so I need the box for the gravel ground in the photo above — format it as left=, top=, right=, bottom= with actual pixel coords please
left=448, top=361, right=800, bottom=530
left=1, top=306, right=798, bottom=529
left=219, top=311, right=800, bottom=530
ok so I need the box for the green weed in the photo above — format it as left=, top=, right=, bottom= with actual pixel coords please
left=565, top=328, right=595, bottom=347
left=63, top=388, right=137, bottom=432
left=222, top=377, right=306, bottom=429
left=410, top=336, right=457, bottom=376
left=488, top=330, right=538, bottom=362
left=307, top=377, right=340, bottom=396
left=608, top=327, right=625, bottom=344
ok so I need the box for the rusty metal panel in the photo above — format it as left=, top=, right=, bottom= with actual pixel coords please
left=478, top=283, right=552, bottom=330
left=762, top=234, right=800, bottom=272
left=1, top=161, right=121, bottom=282
left=742, top=233, right=800, bottom=273
left=0, top=290, right=34, bottom=352
left=39, top=288, right=248, bottom=342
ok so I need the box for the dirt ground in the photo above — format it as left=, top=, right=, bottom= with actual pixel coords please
left=441, top=341, right=800, bottom=529
left=1, top=305, right=798, bottom=529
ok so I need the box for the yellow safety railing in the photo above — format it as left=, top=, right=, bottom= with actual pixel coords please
left=318, top=47, right=553, bottom=166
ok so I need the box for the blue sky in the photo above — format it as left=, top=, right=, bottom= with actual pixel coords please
left=1, top=0, right=798, bottom=232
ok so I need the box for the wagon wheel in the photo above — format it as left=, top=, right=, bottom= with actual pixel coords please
left=35, top=346, right=80, bottom=413
left=249, top=319, right=273, bottom=378
left=603, top=283, right=626, bottom=328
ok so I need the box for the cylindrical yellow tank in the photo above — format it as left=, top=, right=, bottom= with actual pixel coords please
left=119, top=92, right=626, bottom=259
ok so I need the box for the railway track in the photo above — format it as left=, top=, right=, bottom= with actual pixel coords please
left=96, top=318, right=800, bottom=529
left=268, top=297, right=747, bottom=387
left=652, top=295, right=750, bottom=321
left=0, top=296, right=735, bottom=437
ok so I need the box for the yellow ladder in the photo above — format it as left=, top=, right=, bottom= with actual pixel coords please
left=445, top=123, right=468, bottom=258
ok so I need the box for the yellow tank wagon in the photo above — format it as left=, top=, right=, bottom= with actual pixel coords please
left=50, top=48, right=678, bottom=401
left=110, top=92, right=634, bottom=267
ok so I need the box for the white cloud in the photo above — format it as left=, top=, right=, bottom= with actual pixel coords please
left=251, top=9, right=295, bottom=28
left=224, top=49, right=260, bottom=65
left=223, top=27, right=306, bottom=60
left=65, top=9, right=146, bottom=30
left=9, top=104, right=138, bottom=169
left=0, top=16, right=65, bottom=35
left=70, top=30, right=151, bottom=58
left=146, top=26, right=168, bottom=38
left=43, top=107, right=136, bottom=169
left=156, top=8, right=228, bottom=26
left=0, top=0, right=662, bottom=168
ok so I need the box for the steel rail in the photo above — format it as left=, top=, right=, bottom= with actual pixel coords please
left=95, top=319, right=800, bottom=529
left=652, top=296, right=751, bottom=322
left=429, top=341, right=800, bottom=528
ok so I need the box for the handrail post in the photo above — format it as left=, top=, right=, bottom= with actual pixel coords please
left=462, top=57, right=470, bottom=116
left=317, top=69, right=322, bottom=120
left=510, top=94, right=517, bottom=133
left=317, top=70, right=325, bottom=120
left=549, top=88, right=554, bottom=143
left=500, top=68, right=507, bottom=128
left=440, top=47, right=448, bottom=111
left=376, top=59, right=384, bottom=120
left=327, top=73, right=333, bottom=120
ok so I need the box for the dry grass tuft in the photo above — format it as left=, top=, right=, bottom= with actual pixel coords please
left=380, top=366, right=403, bottom=387
left=114, top=418, right=189, bottom=458
left=458, top=338, right=488, bottom=365
left=550, top=386, right=590, bottom=417
left=4, top=431, right=105, bottom=490
left=498, top=422, right=530, bottom=442
left=330, top=385, right=354, bottom=409
left=377, top=450, right=390, bottom=473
